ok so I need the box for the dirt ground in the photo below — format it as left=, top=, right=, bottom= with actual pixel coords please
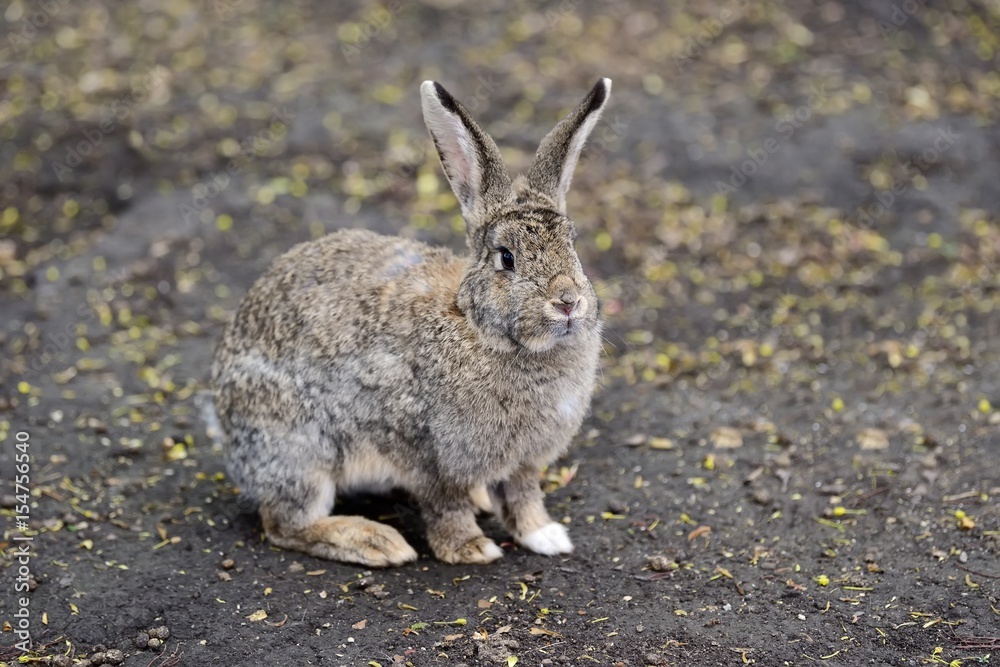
left=2, top=0, right=999, bottom=665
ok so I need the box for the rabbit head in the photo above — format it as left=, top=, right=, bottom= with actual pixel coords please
left=421, top=78, right=611, bottom=353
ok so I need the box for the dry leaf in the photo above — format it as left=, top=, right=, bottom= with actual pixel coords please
left=247, top=609, right=268, bottom=622
left=624, top=434, right=647, bottom=446
left=352, top=619, right=367, bottom=630
left=687, top=525, right=712, bottom=541
left=529, top=627, right=563, bottom=637
left=710, top=427, right=743, bottom=449
left=649, top=437, right=675, bottom=450
left=857, top=428, right=889, bottom=450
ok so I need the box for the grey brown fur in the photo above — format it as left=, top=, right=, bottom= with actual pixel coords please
left=210, top=78, right=612, bottom=566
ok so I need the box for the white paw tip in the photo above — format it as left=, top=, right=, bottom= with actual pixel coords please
left=481, top=540, right=505, bottom=562
left=399, top=544, right=419, bottom=562
left=520, top=522, right=573, bottom=555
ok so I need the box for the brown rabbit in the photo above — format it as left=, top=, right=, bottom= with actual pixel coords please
left=210, top=78, right=612, bottom=566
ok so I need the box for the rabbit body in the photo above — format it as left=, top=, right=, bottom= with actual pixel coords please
left=212, top=78, right=612, bottom=566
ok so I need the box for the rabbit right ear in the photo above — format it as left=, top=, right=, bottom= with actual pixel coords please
left=421, top=81, right=512, bottom=225
left=526, top=78, right=611, bottom=213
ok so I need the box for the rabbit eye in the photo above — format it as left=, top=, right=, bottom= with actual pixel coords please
left=496, top=247, right=515, bottom=271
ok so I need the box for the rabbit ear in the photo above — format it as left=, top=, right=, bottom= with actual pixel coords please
left=421, top=81, right=512, bottom=223
left=527, top=78, right=611, bottom=213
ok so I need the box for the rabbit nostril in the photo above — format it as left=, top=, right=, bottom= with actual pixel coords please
left=554, top=299, right=578, bottom=316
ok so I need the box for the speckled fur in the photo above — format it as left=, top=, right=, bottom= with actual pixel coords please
left=211, top=78, right=612, bottom=566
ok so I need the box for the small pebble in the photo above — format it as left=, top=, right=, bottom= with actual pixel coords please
left=155, top=625, right=170, bottom=639
left=148, top=638, right=162, bottom=649
left=135, top=632, right=150, bottom=648
left=221, top=558, right=235, bottom=570
left=607, top=498, right=629, bottom=514
left=89, top=652, right=106, bottom=664
left=647, top=555, right=676, bottom=572
left=105, top=649, right=125, bottom=665
left=52, top=656, right=72, bottom=667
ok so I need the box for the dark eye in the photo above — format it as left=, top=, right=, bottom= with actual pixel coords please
left=498, top=247, right=515, bottom=271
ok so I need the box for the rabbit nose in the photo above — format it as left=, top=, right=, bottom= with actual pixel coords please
left=554, top=293, right=579, bottom=316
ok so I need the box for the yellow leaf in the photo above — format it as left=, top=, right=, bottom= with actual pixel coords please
left=507, top=657, right=518, bottom=666
left=247, top=609, right=268, bottom=622
left=164, top=442, right=188, bottom=461
left=70, top=604, right=79, bottom=615
left=649, top=437, right=675, bottom=450
left=79, top=539, right=94, bottom=550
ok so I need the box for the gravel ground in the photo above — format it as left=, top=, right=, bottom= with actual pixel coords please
left=1, top=1, right=999, bottom=665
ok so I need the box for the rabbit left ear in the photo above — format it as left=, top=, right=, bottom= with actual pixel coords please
left=421, top=81, right=512, bottom=226
left=526, top=78, right=611, bottom=213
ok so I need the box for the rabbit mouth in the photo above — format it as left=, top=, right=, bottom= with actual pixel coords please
left=546, top=314, right=590, bottom=342
left=514, top=316, right=591, bottom=353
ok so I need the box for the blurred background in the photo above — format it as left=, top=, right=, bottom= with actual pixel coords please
left=1, top=1, right=999, bottom=663
left=2, top=0, right=998, bottom=413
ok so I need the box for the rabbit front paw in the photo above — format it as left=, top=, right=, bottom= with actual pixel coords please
left=518, top=522, right=573, bottom=556
left=436, top=535, right=504, bottom=565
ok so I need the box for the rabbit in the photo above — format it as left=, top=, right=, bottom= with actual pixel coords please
left=210, top=77, right=612, bottom=566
